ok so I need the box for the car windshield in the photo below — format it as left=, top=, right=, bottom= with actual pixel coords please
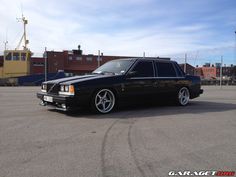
left=93, top=59, right=135, bottom=75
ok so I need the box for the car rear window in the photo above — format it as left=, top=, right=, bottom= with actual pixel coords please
left=155, top=62, right=177, bottom=77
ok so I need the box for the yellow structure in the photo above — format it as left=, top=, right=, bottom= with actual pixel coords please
left=2, top=50, right=31, bottom=78
left=1, top=14, right=32, bottom=78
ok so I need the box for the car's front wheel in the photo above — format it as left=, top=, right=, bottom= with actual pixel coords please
left=91, top=89, right=116, bottom=114
left=177, top=87, right=190, bottom=106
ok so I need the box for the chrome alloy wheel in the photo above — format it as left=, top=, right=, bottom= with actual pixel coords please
left=178, top=87, right=190, bottom=106
left=94, top=89, right=115, bottom=113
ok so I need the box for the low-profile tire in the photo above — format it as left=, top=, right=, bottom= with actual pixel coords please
left=176, top=87, right=190, bottom=106
left=90, top=88, right=116, bottom=114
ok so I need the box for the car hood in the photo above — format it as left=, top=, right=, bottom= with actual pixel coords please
left=44, top=74, right=119, bottom=85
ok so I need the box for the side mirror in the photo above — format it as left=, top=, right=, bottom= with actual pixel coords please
left=126, top=71, right=137, bottom=78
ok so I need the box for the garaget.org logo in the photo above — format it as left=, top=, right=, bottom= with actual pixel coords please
left=168, top=171, right=235, bottom=176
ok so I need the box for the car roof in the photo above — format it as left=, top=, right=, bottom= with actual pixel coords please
left=114, top=57, right=175, bottom=63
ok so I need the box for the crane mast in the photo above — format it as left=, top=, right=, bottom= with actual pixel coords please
left=16, top=14, right=29, bottom=50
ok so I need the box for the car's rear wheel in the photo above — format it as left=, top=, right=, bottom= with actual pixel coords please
left=91, top=89, right=116, bottom=114
left=177, top=87, right=190, bottom=106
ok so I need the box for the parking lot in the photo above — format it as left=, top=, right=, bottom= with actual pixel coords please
left=0, top=86, right=235, bottom=177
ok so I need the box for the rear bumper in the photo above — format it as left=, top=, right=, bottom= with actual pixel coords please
left=190, top=88, right=203, bottom=99
left=37, top=92, right=76, bottom=111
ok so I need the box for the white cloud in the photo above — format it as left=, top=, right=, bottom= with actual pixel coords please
left=0, top=0, right=235, bottom=65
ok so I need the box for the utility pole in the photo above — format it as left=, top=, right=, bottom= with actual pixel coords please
left=143, top=52, right=145, bottom=58
left=97, top=50, right=100, bottom=67
left=4, top=41, right=8, bottom=50
left=44, top=47, right=47, bottom=81
left=220, top=56, right=223, bottom=88
left=184, top=53, right=187, bottom=73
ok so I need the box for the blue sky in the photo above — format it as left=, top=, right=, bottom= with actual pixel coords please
left=0, top=0, right=236, bottom=66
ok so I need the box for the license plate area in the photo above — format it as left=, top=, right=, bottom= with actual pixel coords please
left=43, top=96, right=53, bottom=102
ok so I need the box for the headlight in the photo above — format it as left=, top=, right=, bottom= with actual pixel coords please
left=41, top=84, right=47, bottom=92
left=65, top=85, right=69, bottom=92
left=59, top=85, right=75, bottom=96
left=60, top=85, right=65, bottom=92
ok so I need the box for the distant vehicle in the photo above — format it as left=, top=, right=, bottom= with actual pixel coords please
left=37, top=58, right=203, bottom=114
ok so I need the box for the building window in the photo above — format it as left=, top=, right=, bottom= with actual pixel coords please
left=13, top=53, right=20, bottom=60
left=76, top=56, right=82, bottom=61
left=33, top=62, right=44, bottom=66
left=21, top=53, right=26, bottom=61
left=68, top=56, right=73, bottom=60
left=86, top=56, right=93, bottom=61
left=5, top=53, right=12, bottom=60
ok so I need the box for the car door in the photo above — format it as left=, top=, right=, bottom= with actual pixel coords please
left=154, top=61, right=179, bottom=98
left=122, top=60, right=156, bottom=101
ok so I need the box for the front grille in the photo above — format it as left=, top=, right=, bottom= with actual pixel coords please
left=47, top=83, right=59, bottom=94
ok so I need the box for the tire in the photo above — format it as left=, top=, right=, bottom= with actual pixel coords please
left=91, top=89, right=116, bottom=114
left=176, top=87, right=190, bottom=106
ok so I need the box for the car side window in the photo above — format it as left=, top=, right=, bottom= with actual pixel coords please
left=174, top=63, right=185, bottom=77
left=155, top=62, right=177, bottom=77
left=131, top=61, right=154, bottom=77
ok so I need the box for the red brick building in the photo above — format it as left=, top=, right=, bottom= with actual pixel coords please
left=30, top=47, right=170, bottom=75
left=201, top=67, right=218, bottom=79
left=30, top=57, right=45, bottom=74
left=179, top=63, right=195, bottom=75
left=30, top=51, right=134, bottom=75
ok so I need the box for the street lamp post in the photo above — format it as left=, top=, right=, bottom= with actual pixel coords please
left=235, top=30, right=236, bottom=66
left=44, top=47, right=47, bottom=81
left=220, top=56, right=223, bottom=88
left=97, top=50, right=100, bottom=68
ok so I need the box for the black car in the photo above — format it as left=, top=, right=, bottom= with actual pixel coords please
left=37, top=58, right=203, bottom=114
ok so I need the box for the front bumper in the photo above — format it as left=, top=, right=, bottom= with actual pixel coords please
left=37, top=92, right=76, bottom=111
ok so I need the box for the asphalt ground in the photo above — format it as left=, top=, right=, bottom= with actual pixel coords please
left=0, top=86, right=235, bottom=177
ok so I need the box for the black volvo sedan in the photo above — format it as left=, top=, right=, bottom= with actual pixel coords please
left=37, top=58, right=203, bottom=114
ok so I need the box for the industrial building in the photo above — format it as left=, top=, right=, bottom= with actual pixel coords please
left=28, top=46, right=170, bottom=75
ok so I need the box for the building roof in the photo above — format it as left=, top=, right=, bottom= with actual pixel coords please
left=179, top=63, right=195, bottom=68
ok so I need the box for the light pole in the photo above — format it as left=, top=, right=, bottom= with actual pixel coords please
left=97, top=50, right=100, bottom=68
left=220, top=56, right=223, bottom=88
left=184, top=53, right=187, bottom=73
left=235, top=30, right=236, bottom=66
left=44, top=47, right=47, bottom=81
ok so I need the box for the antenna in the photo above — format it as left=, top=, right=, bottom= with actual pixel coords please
left=20, top=3, right=23, bottom=18
left=4, top=41, right=8, bottom=51
left=4, top=29, right=8, bottom=50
